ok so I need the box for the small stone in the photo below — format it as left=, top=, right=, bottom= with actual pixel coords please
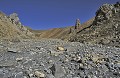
left=50, top=50, right=64, bottom=56
left=57, top=46, right=65, bottom=51
left=0, top=60, right=16, bottom=67
left=29, top=74, right=34, bottom=77
left=102, top=65, right=109, bottom=72
left=91, top=54, right=99, bottom=63
left=79, top=63, right=84, bottom=67
left=73, top=77, right=80, bottom=78
left=16, top=57, right=23, bottom=61
left=0, top=69, right=4, bottom=77
left=7, top=48, right=18, bottom=53
left=46, top=74, right=55, bottom=78
left=116, top=63, right=120, bottom=68
left=48, top=60, right=53, bottom=63
left=15, top=72, right=24, bottom=78
left=34, top=71, right=45, bottom=78
left=65, top=59, right=69, bottom=62
left=23, top=76, right=27, bottom=78
left=93, top=75, right=97, bottom=78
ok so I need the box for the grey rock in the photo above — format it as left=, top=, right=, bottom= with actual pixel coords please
left=15, top=72, right=24, bottom=78
left=0, top=37, right=119, bottom=78
left=116, top=63, right=120, bottom=68
left=7, top=48, right=19, bottom=53
left=50, top=64, right=66, bottom=78
left=46, top=74, right=55, bottom=78
left=34, top=71, right=45, bottom=78
left=55, top=64, right=66, bottom=78
left=0, top=69, right=4, bottom=78
left=0, top=60, right=16, bottom=67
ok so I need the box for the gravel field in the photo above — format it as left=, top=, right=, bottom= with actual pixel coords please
left=0, top=39, right=119, bottom=78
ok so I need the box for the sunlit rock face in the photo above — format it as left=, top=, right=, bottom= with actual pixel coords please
left=0, top=12, right=34, bottom=39
left=94, top=2, right=120, bottom=25
left=69, top=2, right=120, bottom=47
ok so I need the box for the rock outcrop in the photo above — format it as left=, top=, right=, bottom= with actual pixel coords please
left=93, top=2, right=120, bottom=25
left=75, top=19, right=81, bottom=29
left=69, top=2, right=120, bottom=47
left=0, top=12, right=34, bottom=39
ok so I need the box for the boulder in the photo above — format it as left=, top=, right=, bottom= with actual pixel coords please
left=50, top=64, right=66, bottom=78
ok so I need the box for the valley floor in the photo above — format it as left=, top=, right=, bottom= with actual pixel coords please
left=0, top=39, right=120, bottom=78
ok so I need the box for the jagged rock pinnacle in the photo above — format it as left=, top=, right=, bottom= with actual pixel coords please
left=75, top=19, right=81, bottom=29
left=9, top=13, right=20, bottom=25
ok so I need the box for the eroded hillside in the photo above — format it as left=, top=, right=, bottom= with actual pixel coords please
left=30, top=17, right=94, bottom=41
left=69, top=2, right=120, bottom=47
left=0, top=12, right=34, bottom=40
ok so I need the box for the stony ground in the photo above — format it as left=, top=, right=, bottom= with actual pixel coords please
left=0, top=39, right=120, bottom=78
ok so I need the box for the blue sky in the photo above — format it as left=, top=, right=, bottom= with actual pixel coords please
left=0, top=0, right=118, bottom=30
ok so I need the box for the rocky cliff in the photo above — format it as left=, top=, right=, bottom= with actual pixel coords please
left=69, top=2, right=120, bottom=47
left=0, top=12, right=34, bottom=40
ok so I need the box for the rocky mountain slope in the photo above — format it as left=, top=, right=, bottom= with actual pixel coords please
left=0, top=12, right=34, bottom=40
left=69, top=2, right=120, bottom=47
left=30, top=26, right=72, bottom=40
left=28, top=12, right=94, bottom=40
left=30, top=17, right=94, bottom=41
left=30, top=2, right=120, bottom=48
left=0, top=2, right=119, bottom=48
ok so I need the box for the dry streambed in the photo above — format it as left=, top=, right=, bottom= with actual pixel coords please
left=0, top=39, right=120, bottom=78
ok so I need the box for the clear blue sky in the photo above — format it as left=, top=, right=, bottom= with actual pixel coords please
left=0, top=0, right=118, bottom=30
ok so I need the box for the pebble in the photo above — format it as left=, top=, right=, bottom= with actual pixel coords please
left=34, top=71, right=45, bottom=78
left=57, top=46, right=65, bottom=51
left=7, top=47, right=19, bottom=53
